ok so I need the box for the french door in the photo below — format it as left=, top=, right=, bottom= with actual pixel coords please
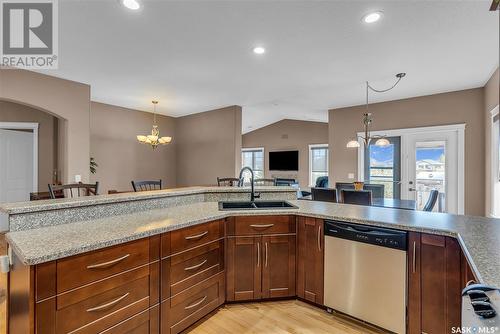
left=402, top=129, right=463, bottom=214
left=359, top=124, right=464, bottom=214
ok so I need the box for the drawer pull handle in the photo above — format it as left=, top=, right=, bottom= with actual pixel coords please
left=257, top=242, right=260, bottom=267
left=265, top=242, right=268, bottom=267
left=412, top=241, right=417, bottom=274
left=250, top=224, right=274, bottom=229
left=184, top=295, right=207, bottom=310
left=86, top=254, right=130, bottom=269
left=466, top=280, right=477, bottom=287
left=184, top=260, right=208, bottom=271
left=86, top=293, right=129, bottom=312
left=317, top=225, right=322, bottom=251
left=185, top=231, right=208, bottom=240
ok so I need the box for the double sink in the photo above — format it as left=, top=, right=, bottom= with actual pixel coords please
left=218, top=200, right=298, bottom=210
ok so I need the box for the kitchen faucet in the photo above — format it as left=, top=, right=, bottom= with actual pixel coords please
left=238, top=167, right=260, bottom=202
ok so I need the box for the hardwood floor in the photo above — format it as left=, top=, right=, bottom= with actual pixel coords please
left=187, top=300, right=387, bottom=334
left=0, top=233, right=6, bottom=334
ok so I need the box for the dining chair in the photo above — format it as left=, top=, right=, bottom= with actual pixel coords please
left=48, top=182, right=99, bottom=199
left=314, top=176, right=329, bottom=188
left=363, top=184, right=385, bottom=199
left=311, top=188, right=337, bottom=203
left=131, top=180, right=162, bottom=192
left=254, top=178, right=275, bottom=186
left=341, top=189, right=372, bottom=206
left=423, top=190, right=439, bottom=212
left=217, top=177, right=240, bottom=187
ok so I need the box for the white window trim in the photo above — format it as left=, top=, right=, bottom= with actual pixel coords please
left=0, top=122, right=39, bottom=192
left=242, top=147, right=265, bottom=172
left=309, top=144, right=328, bottom=187
left=489, top=105, right=499, bottom=218
left=356, top=124, right=465, bottom=214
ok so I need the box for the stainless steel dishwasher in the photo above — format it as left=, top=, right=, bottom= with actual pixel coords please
left=323, top=220, right=407, bottom=334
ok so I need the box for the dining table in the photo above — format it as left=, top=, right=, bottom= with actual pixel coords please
left=299, top=195, right=417, bottom=210
left=371, top=198, right=416, bottom=210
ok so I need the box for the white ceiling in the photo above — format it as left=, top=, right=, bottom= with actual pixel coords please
left=43, top=0, right=499, bottom=133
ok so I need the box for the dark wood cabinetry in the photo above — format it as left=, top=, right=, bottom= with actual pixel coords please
left=226, top=236, right=262, bottom=301
left=408, top=232, right=462, bottom=334
left=9, top=215, right=481, bottom=334
left=226, top=216, right=296, bottom=302
left=261, top=234, right=296, bottom=299
left=296, top=217, right=324, bottom=305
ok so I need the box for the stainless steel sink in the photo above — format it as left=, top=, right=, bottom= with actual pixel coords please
left=218, top=200, right=297, bottom=210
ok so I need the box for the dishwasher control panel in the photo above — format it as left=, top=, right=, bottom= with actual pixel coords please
left=324, top=220, right=407, bottom=250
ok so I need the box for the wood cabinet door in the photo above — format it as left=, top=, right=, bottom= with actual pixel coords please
left=226, top=236, right=261, bottom=301
left=408, top=232, right=462, bottom=334
left=297, top=217, right=324, bottom=305
left=261, top=235, right=296, bottom=299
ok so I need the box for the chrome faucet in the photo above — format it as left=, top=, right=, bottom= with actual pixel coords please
left=239, top=167, right=260, bottom=202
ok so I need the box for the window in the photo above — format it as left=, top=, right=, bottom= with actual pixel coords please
left=309, top=144, right=328, bottom=186
left=364, top=137, right=401, bottom=199
left=241, top=148, right=264, bottom=184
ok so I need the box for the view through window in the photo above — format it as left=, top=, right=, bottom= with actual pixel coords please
left=309, top=145, right=328, bottom=186
left=415, top=142, right=446, bottom=212
left=364, top=137, right=401, bottom=199
left=241, top=148, right=264, bottom=184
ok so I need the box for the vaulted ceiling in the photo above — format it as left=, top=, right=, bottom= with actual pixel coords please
left=41, top=0, right=499, bottom=132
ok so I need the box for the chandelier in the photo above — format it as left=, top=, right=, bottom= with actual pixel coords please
left=137, top=101, right=172, bottom=149
left=346, top=73, right=406, bottom=148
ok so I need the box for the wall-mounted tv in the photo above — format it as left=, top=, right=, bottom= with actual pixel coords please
left=269, top=150, right=299, bottom=171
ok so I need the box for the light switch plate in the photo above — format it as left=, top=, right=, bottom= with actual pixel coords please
left=75, top=174, right=81, bottom=182
left=348, top=173, right=355, bottom=179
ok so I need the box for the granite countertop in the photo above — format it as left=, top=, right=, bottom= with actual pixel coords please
left=6, top=200, right=500, bottom=287
left=0, top=186, right=297, bottom=215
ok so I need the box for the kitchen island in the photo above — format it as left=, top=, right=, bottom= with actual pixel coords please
left=1, top=188, right=499, bottom=333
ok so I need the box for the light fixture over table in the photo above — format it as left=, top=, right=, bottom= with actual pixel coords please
left=346, top=73, right=406, bottom=148
left=137, top=101, right=172, bottom=149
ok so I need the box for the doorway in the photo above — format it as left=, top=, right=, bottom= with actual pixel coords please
left=358, top=124, right=464, bottom=214
left=0, top=122, right=38, bottom=203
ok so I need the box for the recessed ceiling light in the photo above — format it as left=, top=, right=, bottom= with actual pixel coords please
left=253, top=46, right=266, bottom=55
left=362, top=11, right=382, bottom=24
left=122, top=0, right=141, bottom=10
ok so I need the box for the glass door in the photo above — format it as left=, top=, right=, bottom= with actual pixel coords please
left=404, top=130, right=460, bottom=214
left=364, top=137, right=401, bottom=199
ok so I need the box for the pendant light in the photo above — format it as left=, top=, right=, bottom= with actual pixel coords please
left=346, top=73, right=406, bottom=148
left=137, top=101, right=172, bottom=149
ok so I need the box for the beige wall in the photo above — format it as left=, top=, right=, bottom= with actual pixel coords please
left=0, top=69, right=91, bottom=183
left=243, top=119, right=329, bottom=188
left=175, top=106, right=242, bottom=187
left=484, top=67, right=499, bottom=216
left=90, top=102, right=176, bottom=194
left=329, top=88, right=485, bottom=216
left=0, top=101, right=59, bottom=190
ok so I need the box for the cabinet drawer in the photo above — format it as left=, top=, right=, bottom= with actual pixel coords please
left=162, top=240, right=224, bottom=299
left=228, top=216, right=295, bottom=236
left=100, top=305, right=159, bottom=334
left=167, top=220, right=224, bottom=255
left=161, top=272, right=225, bottom=334
left=57, top=238, right=150, bottom=293
left=55, top=275, right=150, bottom=334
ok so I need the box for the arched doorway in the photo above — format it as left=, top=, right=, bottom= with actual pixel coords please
left=0, top=100, right=65, bottom=203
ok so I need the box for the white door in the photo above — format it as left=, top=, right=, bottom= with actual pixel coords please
left=402, top=129, right=463, bottom=214
left=0, top=129, right=35, bottom=203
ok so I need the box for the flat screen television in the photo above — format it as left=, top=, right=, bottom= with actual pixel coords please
left=269, top=150, right=299, bottom=171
